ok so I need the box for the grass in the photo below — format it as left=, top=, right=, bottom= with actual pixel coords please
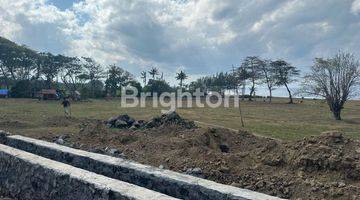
left=0, top=97, right=359, bottom=140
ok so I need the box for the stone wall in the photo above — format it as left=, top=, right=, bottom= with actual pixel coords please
left=1, top=135, right=282, bottom=200
left=0, top=144, right=177, bottom=200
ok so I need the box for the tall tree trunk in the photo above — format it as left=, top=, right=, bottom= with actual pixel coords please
left=329, top=102, right=343, bottom=120
left=332, top=109, right=342, bottom=120
left=242, top=81, right=246, bottom=100
left=91, top=80, right=95, bottom=98
left=249, top=78, right=255, bottom=101
left=46, top=77, right=52, bottom=89
left=284, top=83, right=293, bottom=104
left=268, top=87, right=272, bottom=103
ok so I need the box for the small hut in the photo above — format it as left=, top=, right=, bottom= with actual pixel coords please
left=37, top=89, right=59, bottom=100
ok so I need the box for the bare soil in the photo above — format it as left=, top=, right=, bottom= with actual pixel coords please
left=32, top=113, right=360, bottom=200
left=0, top=111, right=360, bottom=199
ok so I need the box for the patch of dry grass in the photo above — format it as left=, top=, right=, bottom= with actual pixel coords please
left=0, top=98, right=359, bottom=140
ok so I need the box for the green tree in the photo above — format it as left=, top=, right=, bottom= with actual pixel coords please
left=302, top=52, right=360, bottom=120
left=0, top=37, right=39, bottom=84
left=59, top=56, right=83, bottom=98
left=272, top=60, right=300, bottom=104
left=143, top=79, right=173, bottom=96
left=262, top=60, right=277, bottom=102
left=241, top=56, right=265, bottom=101
left=78, top=57, right=104, bottom=98
left=105, top=64, right=133, bottom=96
left=39, top=53, right=65, bottom=89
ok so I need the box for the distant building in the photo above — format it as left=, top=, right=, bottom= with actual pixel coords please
left=37, top=89, right=59, bottom=100
left=0, top=89, right=9, bottom=98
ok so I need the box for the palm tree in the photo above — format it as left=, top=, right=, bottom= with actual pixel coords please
left=148, top=67, right=159, bottom=79
left=176, top=70, right=188, bottom=88
left=140, top=71, right=147, bottom=85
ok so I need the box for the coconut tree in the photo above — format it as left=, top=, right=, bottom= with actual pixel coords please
left=148, top=67, right=159, bottom=79
left=176, top=70, right=188, bottom=89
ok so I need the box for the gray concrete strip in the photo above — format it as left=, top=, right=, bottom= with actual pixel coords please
left=3, top=135, right=284, bottom=200
left=0, top=144, right=178, bottom=200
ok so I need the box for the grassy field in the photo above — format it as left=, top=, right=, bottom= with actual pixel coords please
left=0, top=98, right=359, bottom=140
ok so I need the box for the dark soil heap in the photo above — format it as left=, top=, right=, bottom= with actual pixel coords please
left=144, top=112, right=196, bottom=129
left=105, top=112, right=196, bottom=130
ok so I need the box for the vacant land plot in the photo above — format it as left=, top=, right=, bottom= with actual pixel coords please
left=0, top=98, right=359, bottom=140
left=0, top=98, right=359, bottom=199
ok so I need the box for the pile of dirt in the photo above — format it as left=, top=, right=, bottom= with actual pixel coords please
left=105, top=112, right=196, bottom=130
left=106, top=114, right=139, bottom=129
left=41, top=120, right=359, bottom=199
left=289, top=132, right=360, bottom=180
left=144, top=112, right=196, bottom=129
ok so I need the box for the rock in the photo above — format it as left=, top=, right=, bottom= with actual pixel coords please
left=107, top=116, right=118, bottom=126
left=55, top=138, right=64, bottom=145
left=105, top=147, right=121, bottom=155
left=106, top=114, right=136, bottom=128
left=138, top=120, right=145, bottom=125
left=89, top=148, right=105, bottom=154
left=117, top=114, right=135, bottom=126
left=185, top=167, right=203, bottom=178
left=115, top=119, right=128, bottom=128
left=219, top=144, right=230, bottom=153
left=132, top=121, right=140, bottom=128
left=159, top=165, right=164, bottom=169
left=338, top=182, right=346, bottom=188
left=59, top=135, right=70, bottom=140
left=145, top=112, right=196, bottom=129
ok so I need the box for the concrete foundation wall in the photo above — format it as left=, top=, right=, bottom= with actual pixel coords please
left=0, top=144, right=177, bottom=200
left=2, top=135, right=282, bottom=200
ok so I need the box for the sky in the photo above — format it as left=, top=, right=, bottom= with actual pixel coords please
left=0, top=0, right=360, bottom=96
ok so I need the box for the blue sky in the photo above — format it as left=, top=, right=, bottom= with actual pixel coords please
left=48, top=0, right=79, bottom=10
left=0, top=0, right=360, bottom=97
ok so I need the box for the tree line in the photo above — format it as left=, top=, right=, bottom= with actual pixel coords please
left=1, top=36, right=359, bottom=120
left=188, top=56, right=300, bottom=103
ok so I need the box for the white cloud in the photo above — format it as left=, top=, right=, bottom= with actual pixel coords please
left=352, top=0, right=360, bottom=14
left=1, top=0, right=360, bottom=80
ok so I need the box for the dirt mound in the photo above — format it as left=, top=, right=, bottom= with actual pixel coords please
left=106, top=114, right=137, bottom=128
left=144, top=112, right=196, bottom=129
left=44, top=122, right=359, bottom=199
left=289, top=132, right=360, bottom=180
left=106, top=112, right=196, bottom=130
